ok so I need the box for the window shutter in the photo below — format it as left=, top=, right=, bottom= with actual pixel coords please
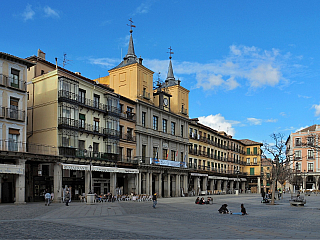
left=9, top=128, right=20, bottom=135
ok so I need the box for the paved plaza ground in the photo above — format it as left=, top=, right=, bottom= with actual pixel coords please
left=0, top=193, right=320, bottom=239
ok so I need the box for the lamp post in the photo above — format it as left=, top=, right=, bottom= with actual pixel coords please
left=85, top=145, right=95, bottom=204
left=303, top=169, right=306, bottom=193
left=295, top=162, right=298, bottom=193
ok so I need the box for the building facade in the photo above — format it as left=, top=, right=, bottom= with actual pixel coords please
left=99, top=30, right=190, bottom=197
left=286, top=125, right=320, bottom=191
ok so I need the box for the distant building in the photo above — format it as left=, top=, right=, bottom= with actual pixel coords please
left=286, top=125, right=320, bottom=191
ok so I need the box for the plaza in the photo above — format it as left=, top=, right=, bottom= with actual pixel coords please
left=0, top=193, right=320, bottom=239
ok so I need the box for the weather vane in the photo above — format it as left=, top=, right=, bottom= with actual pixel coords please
left=167, top=46, right=174, bottom=59
left=127, top=18, right=136, bottom=33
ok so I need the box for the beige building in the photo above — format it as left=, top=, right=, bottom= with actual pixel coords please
left=26, top=50, right=138, bottom=201
left=0, top=52, right=36, bottom=203
left=188, top=118, right=247, bottom=194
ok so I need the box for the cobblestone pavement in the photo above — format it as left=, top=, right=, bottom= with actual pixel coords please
left=1, top=193, right=320, bottom=239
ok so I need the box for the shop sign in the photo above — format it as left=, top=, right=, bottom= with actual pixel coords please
left=0, top=164, right=24, bottom=174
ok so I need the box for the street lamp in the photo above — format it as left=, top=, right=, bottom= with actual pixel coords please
left=88, top=145, right=93, bottom=194
left=303, top=169, right=306, bottom=193
left=295, top=162, right=299, bottom=193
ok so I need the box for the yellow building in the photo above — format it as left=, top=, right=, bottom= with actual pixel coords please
left=240, top=139, right=263, bottom=193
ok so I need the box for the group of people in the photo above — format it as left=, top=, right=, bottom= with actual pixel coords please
left=195, top=197, right=213, bottom=205
left=218, top=203, right=247, bottom=215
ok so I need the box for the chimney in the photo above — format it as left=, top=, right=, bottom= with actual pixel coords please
left=138, top=56, right=143, bottom=65
left=75, top=72, right=81, bottom=76
left=37, top=49, right=46, bottom=60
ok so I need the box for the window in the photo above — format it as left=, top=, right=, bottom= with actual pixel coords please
left=93, top=142, right=99, bottom=154
left=11, top=68, right=19, bottom=88
left=246, top=158, right=250, bottom=164
left=189, top=128, right=193, bottom=137
left=171, top=122, right=176, bottom=135
left=308, top=150, right=314, bottom=159
left=250, top=168, right=254, bottom=175
left=79, top=89, right=86, bottom=104
left=295, top=150, right=301, bottom=160
left=142, top=145, right=147, bottom=161
left=127, top=127, right=133, bottom=141
left=94, top=117, right=99, bottom=132
left=308, top=162, right=314, bottom=171
left=127, top=107, right=134, bottom=120
left=246, top=148, right=250, bottom=154
left=119, top=104, right=123, bottom=113
left=78, top=140, right=85, bottom=156
left=307, top=137, right=314, bottom=146
left=153, top=147, right=158, bottom=159
left=79, top=114, right=85, bottom=128
left=163, top=149, right=168, bottom=160
left=119, top=126, right=123, bottom=139
left=253, top=147, right=257, bottom=155
left=295, top=138, right=301, bottom=147
left=8, top=128, right=19, bottom=151
left=153, top=116, right=158, bottom=130
left=189, top=158, right=193, bottom=168
left=9, top=97, right=19, bottom=119
left=119, top=147, right=123, bottom=160
left=181, top=152, right=184, bottom=162
left=93, top=94, right=100, bottom=108
left=253, top=157, right=257, bottom=164
left=142, top=112, right=146, bottom=127
left=171, top=150, right=175, bottom=161
left=127, top=148, right=132, bottom=160
left=162, top=119, right=167, bottom=133
left=181, top=125, right=184, bottom=137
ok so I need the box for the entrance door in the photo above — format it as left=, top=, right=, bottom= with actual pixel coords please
left=2, top=182, right=13, bottom=203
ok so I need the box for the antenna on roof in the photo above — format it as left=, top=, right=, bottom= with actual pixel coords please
left=62, top=53, right=72, bottom=68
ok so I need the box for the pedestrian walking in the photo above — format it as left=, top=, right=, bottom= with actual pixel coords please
left=152, top=192, right=157, bottom=208
left=65, top=190, right=70, bottom=206
left=45, top=190, right=51, bottom=206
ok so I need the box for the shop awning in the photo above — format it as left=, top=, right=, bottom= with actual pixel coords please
left=61, top=163, right=139, bottom=173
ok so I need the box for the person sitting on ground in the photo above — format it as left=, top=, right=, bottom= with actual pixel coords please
left=195, top=197, right=200, bottom=204
left=206, top=197, right=212, bottom=204
left=241, top=204, right=247, bottom=215
left=218, top=204, right=229, bottom=214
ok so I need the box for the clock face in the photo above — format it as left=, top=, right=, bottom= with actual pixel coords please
left=163, top=98, right=168, bottom=106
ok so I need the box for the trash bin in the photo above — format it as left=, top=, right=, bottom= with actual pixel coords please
left=235, top=190, right=239, bottom=195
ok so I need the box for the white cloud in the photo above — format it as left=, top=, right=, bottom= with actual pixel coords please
left=198, top=114, right=238, bottom=136
left=312, top=104, right=320, bottom=116
left=132, top=1, right=153, bottom=15
left=246, top=64, right=281, bottom=88
left=88, top=58, right=119, bottom=68
left=247, top=118, right=262, bottom=125
left=298, top=94, right=311, bottom=99
left=44, top=6, right=60, bottom=18
left=22, top=4, right=35, bottom=21
left=266, top=118, right=278, bottom=123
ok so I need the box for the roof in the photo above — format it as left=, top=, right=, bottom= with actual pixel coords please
left=239, top=139, right=263, bottom=146
left=27, top=55, right=115, bottom=92
left=0, top=52, right=35, bottom=68
left=297, top=124, right=319, bottom=133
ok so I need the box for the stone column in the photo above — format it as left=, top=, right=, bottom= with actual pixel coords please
left=175, top=174, right=180, bottom=197
left=15, top=159, right=26, bottom=204
left=223, top=181, right=228, bottom=193
left=142, top=173, right=146, bottom=194
left=193, top=177, right=198, bottom=195
left=167, top=174, right=171, bottom=197
left=315, top=176, right=319, bottom=191
left=0, top=175, right=2, bottom=203
left=202, top=177, right=207, bottom=194
left=302, top=175, right=307, bottom=191
left=146, top=172, right=150, bottom=195
left=53, top=163, right=62, bottom=203
left=85, top=170, right=90, bottom=195
left=184, top=175, right=188, bottom=195
left=257, top=177, right=261, bottom=194
left=217, top=180, right=222, bottom=191
left=209, top=179, right=214, bottom=193
left=110, top=172, right=117, bottom=196
left=241, top=182, right=246, bottom=192
left=149, top=173, right=153, bottom=195
left=230, top=180, right=234, bottom=193
left=236, top=181, right=240, bottom=190
left=138, top=172, right=141, bottom=195
left=158, top=173, right=162, bottom=197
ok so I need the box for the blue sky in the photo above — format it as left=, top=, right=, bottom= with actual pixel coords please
left=2, top=0, right=320, bottom=144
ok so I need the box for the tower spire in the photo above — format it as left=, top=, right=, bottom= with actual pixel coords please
left=165, top=46, right=176, bottom=85
left=125, top=18, right=137, bottom=59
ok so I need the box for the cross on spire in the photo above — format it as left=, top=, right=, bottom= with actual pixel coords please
left=127, top=18, right=136, bottom=33
left=167, top=46, right=174, bottom=59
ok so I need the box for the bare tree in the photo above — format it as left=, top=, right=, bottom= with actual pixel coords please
left=262, top=133, right=292, bottom=204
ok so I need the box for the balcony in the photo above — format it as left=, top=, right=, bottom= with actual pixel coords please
left=142, top=91, right=150, bottom=100
left=5, top=108, right=25, bottom=121
left=120, top=133, right=136, bottom=142
left=180, top=107, right=188, bottom=115
left=0, top=139, right=59, bottom=155
left=0, top=74, right=26, bottom=91
left=62, top=147, right=119, bottom=163
left=120, top=112, right=136, bottom=121
left=0, top=107, right=5, bottom=118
